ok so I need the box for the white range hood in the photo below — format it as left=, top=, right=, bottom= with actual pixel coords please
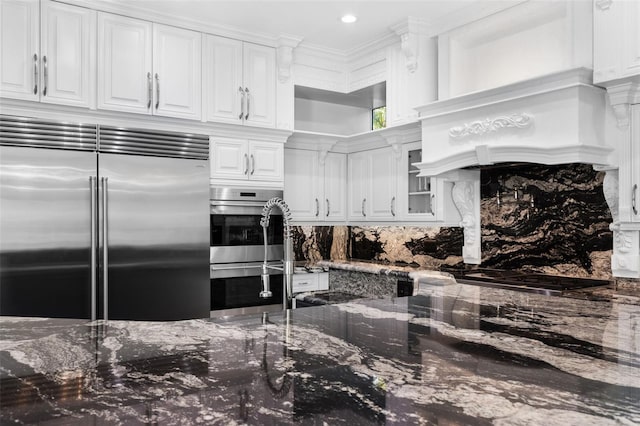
left=414, top=68, right=615, bottom=176
left=412, top=68, right=617, bottom=266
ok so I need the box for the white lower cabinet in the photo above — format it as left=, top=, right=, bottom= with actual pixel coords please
left=284, top=149, right=347, bottom=222
left=210, top=137, right=283, bottom=185
left=348, top=147, right=397, bottom=221
left=292, top=272, right=329, bottom=294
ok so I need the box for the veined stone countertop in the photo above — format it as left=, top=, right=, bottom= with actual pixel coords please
left=316, top=259, right=457, bottom=288
left=1, top=283, right=639, bottom=425
left=313, top=259, right=640, bottom=302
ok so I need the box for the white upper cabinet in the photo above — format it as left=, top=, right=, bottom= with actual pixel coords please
left=631, top=105, right=640, bottom=223
left=242, top=43, right=276, bottom=127
left=203, top=36, right=243, bottom=124
left=98, top=14, right=153, bottom=114
left=397, top=142, right=438, bottom=221
left=368, top=148, right=398, bottom=220
left=204, top=35, right=276, bottom=128
left=347, top=151, right=369, bottom=220
left=348, top=148, right=397, bottom=221
left=324, top=152, right=347, bottom=220
left=284, top=149, right=347, bottom=222
left=1, top=0, right=40, bottom=101
left=210, top=137, right=283, bottom=185
left=152, top=24, right=201, bottom=120
left=98, top=14, right=201, bottom=120
left=250, top=140, right=283, bottom=181
left=284, top=149, right=322, bottom=221
left=594, top=0, right=640, bottom=85
left=1, top=0, right=95, bottom=108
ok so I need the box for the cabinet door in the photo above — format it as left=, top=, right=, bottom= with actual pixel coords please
left=399, top=144, right=437, bottom=221
left=632, top=105, right=640, bottom=223
left=348, top=152, right=369, bottom=220
left=40, top=1, right=95, bottom=108
left=284, top=149, right=320, bottom=221
left=204, top=35, right=243, bottom=124
left=594, top=0, right=640, bottom=83
left=210, top=138, right=248, bottom=180
left=243, top=42, right=276, bottom=128
left=249, top=141, right=283, bottom=182
left=0, top=0, right=39, bottom=101
left=324, top=152, right=347, bottom=221
left=368, top=147, right=397, bottom=220
left=153, top=24, right=201, bottom=120
left=98, top=13, right=152, bottom=114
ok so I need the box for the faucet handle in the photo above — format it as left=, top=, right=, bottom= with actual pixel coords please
left=260, top=271, right=273, bottom=298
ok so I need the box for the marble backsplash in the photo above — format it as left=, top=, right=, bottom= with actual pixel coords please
left=292, top=163, right=620, bottom=280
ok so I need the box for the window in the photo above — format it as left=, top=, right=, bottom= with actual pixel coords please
left=372, top=106, right=386, bottom=130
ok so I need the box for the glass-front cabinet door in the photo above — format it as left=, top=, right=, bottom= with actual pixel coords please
left=400, top=142, right=437, bottom=221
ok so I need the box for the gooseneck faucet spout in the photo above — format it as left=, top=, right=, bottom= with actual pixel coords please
left=259, top=197, right=294, bottom=309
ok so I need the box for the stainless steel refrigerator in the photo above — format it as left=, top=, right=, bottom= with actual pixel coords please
left=0, top=115, right=210, bottom=321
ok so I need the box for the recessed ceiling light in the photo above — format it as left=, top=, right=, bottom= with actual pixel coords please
left=341, top=14, right=357, bottom=24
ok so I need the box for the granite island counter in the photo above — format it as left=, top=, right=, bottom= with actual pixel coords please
left=1, top=283, right=639, bottom=425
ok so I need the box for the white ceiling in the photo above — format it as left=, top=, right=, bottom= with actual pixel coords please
left=100, top=0, right=521, bottom=52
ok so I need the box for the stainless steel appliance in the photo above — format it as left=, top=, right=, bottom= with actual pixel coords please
left=209, top=187, right=285, bottom=317
left=0, top=115, right=211, bottom=321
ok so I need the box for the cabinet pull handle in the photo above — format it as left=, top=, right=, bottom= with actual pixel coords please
left=250, top=154, right=255, bottom=175
left=315, top=198, right=319, bottom=217
left=391, top=196, right=396, bottom=217
left=245, top=87, right=250, bottom=120
left=238, top=87, right=245, bottom=120
left=362, top=198, right=366, bottom=217
left=33, top=53, right=38, bottom=94
left=633, top=184, right=638, bottom=215
left=42, top=56, right=48, bottom=96
left=243, top=153, right=249, bottom=175
left=146, top=72, right=152, bottom=109
left=154, top=73, right=160, bottom=109
left=326, top=199, right=330, bottom=217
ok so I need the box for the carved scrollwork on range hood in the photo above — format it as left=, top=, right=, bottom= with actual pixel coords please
left=414, top=69, right=615, bottom=177
left=448, top=113, right=532, bottom=139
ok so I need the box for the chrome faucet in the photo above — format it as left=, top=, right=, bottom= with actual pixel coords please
left=259, top=197, right=294, bottom=309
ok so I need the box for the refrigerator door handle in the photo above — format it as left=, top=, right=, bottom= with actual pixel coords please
left=101, top=177, right=109, bottom=322
left=90, top=176, right=97, bottom=322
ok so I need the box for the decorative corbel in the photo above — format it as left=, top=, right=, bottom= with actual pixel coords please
left=381, top=122, right=421, bottom=159
left=599, top=167, right=619, bottom=225
left=399, top=32, right=418, bottom=73
left=276, top=35, right=302, bottom=84
left=606, top=82, right=640, bottom=128
left=390, top=17, right=429, bottom=73
left=451, top=179, right=482, bottom=264
left=598, top=167, right=640, bottom=278
left=595, top=0, right=613, bottom=10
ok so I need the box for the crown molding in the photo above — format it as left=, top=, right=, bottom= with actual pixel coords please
left=64, top=0, right=290, bottom=47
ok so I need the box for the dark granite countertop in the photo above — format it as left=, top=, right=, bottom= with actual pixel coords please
left=1, top=283, right=639, bottom=425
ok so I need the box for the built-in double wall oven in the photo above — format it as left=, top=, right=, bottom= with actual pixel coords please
left=210, top=187, right=285, bottom=317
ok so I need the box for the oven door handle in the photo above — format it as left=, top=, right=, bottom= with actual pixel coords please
left=211, top=263, right=283, bottom=279
left=212, top=264, right=262, bottom=271
left=210, top=200, right=273, bottom=208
